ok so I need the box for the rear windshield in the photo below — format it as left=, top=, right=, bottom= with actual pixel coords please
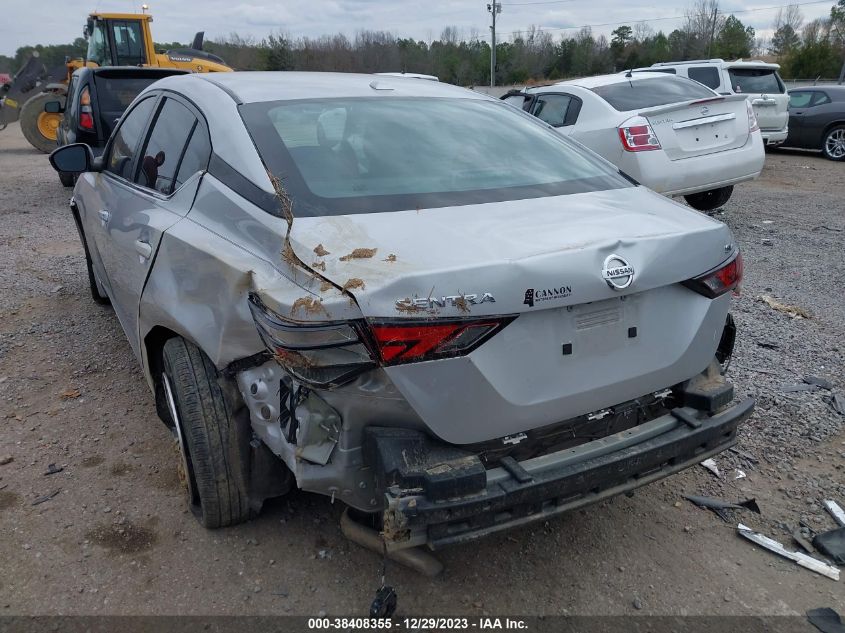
left=591, top=76, right=714, bottom=112
left=93, top=76, right=168, bottom=112
left=727, top=68, right=785, bottom=94
left=240, top=97, right=631, bottom=216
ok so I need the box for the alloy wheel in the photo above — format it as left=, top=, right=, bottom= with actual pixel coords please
left=825, top=129, right=845, bottom=159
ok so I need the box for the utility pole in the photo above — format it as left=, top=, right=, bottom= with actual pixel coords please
left=488, top=1, right=502, bottom=87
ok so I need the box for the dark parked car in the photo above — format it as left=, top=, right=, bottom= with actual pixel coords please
left=783, top=86, right=845, bottom=161
left=46, top=67, right=188, bottom=186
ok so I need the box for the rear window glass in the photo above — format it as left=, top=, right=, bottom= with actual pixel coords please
left=241, top=97, right=630, bottom=216
left=728, top=68, right=785, bottom=94
left=94, top=76, right=167, bottom=112
left=591, top=77, right=714, bottom=112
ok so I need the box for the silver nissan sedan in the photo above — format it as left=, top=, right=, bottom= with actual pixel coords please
left=50, top=72, right=753, bottom=551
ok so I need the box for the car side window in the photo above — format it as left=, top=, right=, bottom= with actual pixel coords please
left=503, top=94, right=531, bottom=111
left=106, top=96, right=157, bottom=180
left=533, top=94, right=572, bottom=127
left=173, top=124, right=211, bottom=190
left=789, top=91, right=813, bottom=108
left=134, top=98, right=197, bottom=195
left=687, top=67, right=720, bottom=90
left=811, top=92, right=831, bottom=106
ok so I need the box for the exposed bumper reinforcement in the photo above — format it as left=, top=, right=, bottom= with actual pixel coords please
left=383, top=397, right=754, bottom=550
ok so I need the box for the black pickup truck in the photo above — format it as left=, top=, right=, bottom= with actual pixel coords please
left=45, top=67, right=188, bottom=186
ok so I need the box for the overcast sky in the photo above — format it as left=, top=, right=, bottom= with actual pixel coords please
left=0, top=0, right=836, bottom=57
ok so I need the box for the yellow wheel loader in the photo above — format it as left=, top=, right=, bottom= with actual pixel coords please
left=0, top=12, right=232, bottom=153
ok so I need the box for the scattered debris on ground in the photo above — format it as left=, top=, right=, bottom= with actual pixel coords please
left=814, top=527, right=845, bottom=564
left=699, top=458, right=721, bottom=479
left=43, top=463, right=63, bottom=476
left=806, top=608, right=845, bottom=633
left=31, top=490, right=60, bottom=506
left=757, top=295, right=812, bottom=319
left=824, top=500, right=845, bottom=527
left=685, top=495, right=760, bottom=522
left=737, top=523, right=840, bottom=581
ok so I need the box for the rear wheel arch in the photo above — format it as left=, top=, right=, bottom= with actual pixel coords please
left=821, top=119, right=845, bottom=138
left=145, top=325, right=192, bottom=428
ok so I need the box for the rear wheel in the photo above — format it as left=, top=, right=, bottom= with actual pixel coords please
left=822, top=126, right=845, bottom=161
left=20, top=92, right=63, bottom=154
left=161, top=337, right=253, bottom=528
left=684, top=186, right=734, bottom=211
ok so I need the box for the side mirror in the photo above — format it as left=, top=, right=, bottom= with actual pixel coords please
left=44, top=101, right=64, bottom=114
left=49, top=143, right=96, bottom=175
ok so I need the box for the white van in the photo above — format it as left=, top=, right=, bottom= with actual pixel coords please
left=637, top=59, right=789, bottom=146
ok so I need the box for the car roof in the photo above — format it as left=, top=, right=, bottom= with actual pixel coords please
left=189, top=71, right=481, bottom=104
left=71, top=66, right=189, bottom=79
left=789, top=85, right=845, bottom=92
left=550, top=71, right=681, bottom=90
left=649, top=59, right=781, bottom=70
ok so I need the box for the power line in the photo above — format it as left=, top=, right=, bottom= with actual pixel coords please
left=502, top=0, right=580, bottom=5
left=484, top=0, right=835, bottom=38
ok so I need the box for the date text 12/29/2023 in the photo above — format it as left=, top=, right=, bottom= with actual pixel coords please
left=307, top=617, right=529, bottom=630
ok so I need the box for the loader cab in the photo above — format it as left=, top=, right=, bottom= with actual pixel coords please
left=85, top=14, right=154, bottom=68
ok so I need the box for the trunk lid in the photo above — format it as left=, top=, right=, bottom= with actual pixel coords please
left=642, top=94, right=751, bottom=161
left=286, top=186, right=735, bottom=444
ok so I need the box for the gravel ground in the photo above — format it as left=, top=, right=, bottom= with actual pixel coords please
left=0, top=123, right=844, bottom=618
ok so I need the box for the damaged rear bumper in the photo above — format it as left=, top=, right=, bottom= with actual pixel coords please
left=373, top=397, right=754, bottom=550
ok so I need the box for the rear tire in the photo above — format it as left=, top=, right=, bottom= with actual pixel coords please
left=161, top=337, right=253, bottom=528
left=822, top=126, right=845, bottom=161
left=684, top=186, right=733, bottom=211
left=20, top=92, right=63, bottom=154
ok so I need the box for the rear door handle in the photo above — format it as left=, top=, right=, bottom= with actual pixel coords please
left=98, top=209, right=110, bottom=225
left=134, top=239, right=152, bottom=261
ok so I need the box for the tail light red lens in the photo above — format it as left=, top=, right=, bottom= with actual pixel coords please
left=248, top=294, right=513, bottom=387
left=746, top=100, right=759, bottom=133
left=79, top=87, right=95, bottom=132
left=618, top=116, right=661, bottom=152
left=370, top=319, right=510, bottom=366
left=682, top=251, right=743, bottom=299
left=79, top=112, right=94, bottom=130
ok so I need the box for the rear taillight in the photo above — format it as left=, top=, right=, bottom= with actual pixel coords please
left=682, top=251, right=743, bottom=299
left=79, top=87, right=94, bottom=131
left=370, top=319, right=511, bottom=365
left=618, top=116, right=661, bottom=152
left=248, top=294, right=513, bottom=387
left=746, top=100, right=759, bottom=133
left=248, top=294, right=375, bottom=388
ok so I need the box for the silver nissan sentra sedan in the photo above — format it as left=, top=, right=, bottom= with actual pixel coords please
left=50, top=71, right=753, bottom=551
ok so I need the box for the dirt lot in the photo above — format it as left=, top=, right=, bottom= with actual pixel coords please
left=1, top=122, right=844, bottom=618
